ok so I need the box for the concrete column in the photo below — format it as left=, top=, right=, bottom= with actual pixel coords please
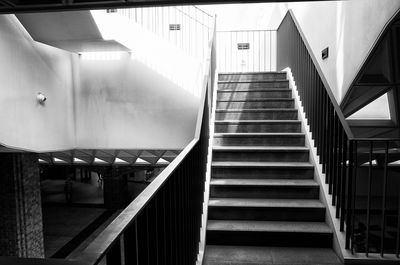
left=0, top=153, right=44, bottom=258
left=103, top=167, right=128, bottom=209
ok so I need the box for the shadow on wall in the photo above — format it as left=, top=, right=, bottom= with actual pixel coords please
left=76, top=52, right=201, bottom=150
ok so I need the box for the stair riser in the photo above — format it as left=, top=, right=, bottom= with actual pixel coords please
left=215, top=123, right=301, bottom=133
left=215, top=111, right=298, bottom=120
left=208, top=206, right=325, bottom=222
left=218, top=82, right=288, bottom=90
left=217, top=91, right=292, bottom=100
left=206, top=230, right=332, bottom=247
left=214, top=136, right=305, bottom=146
left=210, top=185, right=319, bottom=199
left=212, top=167, right=314, bottom=179
left=217, top=101, right=294, bottom=109
left=219, top=73, right=287, bottom=82
left=213, top=151, right=309, bottom=162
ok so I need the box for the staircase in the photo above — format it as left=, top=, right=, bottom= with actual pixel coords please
left=204, top=72, right=341, bottom=265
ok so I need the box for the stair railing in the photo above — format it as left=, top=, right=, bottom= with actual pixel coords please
left=105, top=5, right=213, bottom=59
left=277, top=10, right=400, bottom=258
left=217, top=30, right=277, bottom=72
left=0, top=13, right=216, bottom=265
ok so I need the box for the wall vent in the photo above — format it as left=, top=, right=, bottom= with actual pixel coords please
left=169, top=24, right=181, bottom=31
left=106, top=9, right=117, bottom=13
left=237, top=43, right=250, bottom=50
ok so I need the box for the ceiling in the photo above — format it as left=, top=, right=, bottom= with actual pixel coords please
left=16, top=11, right=129, bottom=52
left=38, top=149, right=181, bottom=166
left=0, top=0, right=340, bottom=14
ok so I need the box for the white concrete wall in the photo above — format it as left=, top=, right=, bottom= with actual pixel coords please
left=0, top=13, right=202, bottom=152
left=277, top=0, right=400, bottom=103
left=76, top=52, right=200, bottom=149
left=0, top=15, right=76, bottom=152
left=205, top=0, right=400, bottom=106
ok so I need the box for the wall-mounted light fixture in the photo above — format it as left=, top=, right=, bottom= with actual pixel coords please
left=37, top=92, right=47, bottom=105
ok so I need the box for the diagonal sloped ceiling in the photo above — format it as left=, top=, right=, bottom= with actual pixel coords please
left=36, top=149, right=181, bottom=167
left=16, top=11, right=129, bottom=52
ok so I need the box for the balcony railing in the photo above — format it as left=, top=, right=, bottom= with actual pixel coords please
left=107, top=5, right=213, bottom=59
left=0, top=10, right=216, bottom=265
left=217, top=30, right=277, bottom=72
left=277, top=10, right=400, bottom=258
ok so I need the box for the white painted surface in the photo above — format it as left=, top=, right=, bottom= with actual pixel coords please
left=278, top=0, right=400, bottom=104
left=0, top=15, right=76, bottom=152
left=204, top=1, right=400, bottom=119
left=0, top=13, right=203, bottom=151
left=76, top=52, right=201, bottom=149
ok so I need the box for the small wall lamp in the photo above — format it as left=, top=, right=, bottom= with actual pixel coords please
left=37, top=92, right=47, bottom=105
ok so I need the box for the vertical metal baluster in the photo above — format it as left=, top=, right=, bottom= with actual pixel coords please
left=336, top=122, right=343, bottom=216
left=340, top=133, right=348, bottom=231
left=380, top=141, right=389, bottom=257
left=397, top=186, right=400, bottom=257
left=270, top=30, right=272, bottom=71
left=351, top=140, right=358, bottom=253
left=124, top=220, right=138, bottom=265
left=106, top=238, right=121, bottom=265
left=345, top=140, right=353, bottom=249
left=366, top=141, right=373, bottom=256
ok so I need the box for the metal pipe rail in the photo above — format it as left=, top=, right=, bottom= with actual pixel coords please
left=277, top=10, right=400, bottom=257
left=0, top=14, right=216, bottom=265
left=110, top=5, right=213, bottom=59
left=217, top=30, right=277, bottom=72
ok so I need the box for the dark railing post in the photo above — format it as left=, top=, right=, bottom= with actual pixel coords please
left=365, top=141, right=373, bottom=256
left=345, top=140, right=354, bottom=250
left=106, top=238, right=121, bottom=265
left=277, top=10, right=400, bottom=257
left=380, top=141, right=389, bottom=257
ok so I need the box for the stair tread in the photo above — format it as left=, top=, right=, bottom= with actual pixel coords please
left=219, top=72, right=284, bottom=74
left=208, top=198, right=325, bottom=208
left=218, top=78, right=289, bottom=84
left=217, top=98, right=293, bottom=102
left=217, top=88, right=291, bottom=92
left=214, top=132, right=304, bottom=136
left=204, top=245, right=341, bottom=265
left=215, top=120, right=301, bottom=124
left=210, top=179, right=318, bottom=186
left=212, top=161, right=313, bottom=167
left=207, top=220, right=331, bottom=233
left=216, top=108, right=297, bottom=112
left=213, top=146, right=308, bottom=151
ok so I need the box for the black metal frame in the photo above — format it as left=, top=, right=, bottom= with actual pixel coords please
left=277, top=10, right=400, bottom=257
left=0, top=0, right=341, bottom=14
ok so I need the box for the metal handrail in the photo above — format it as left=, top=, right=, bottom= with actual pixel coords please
left=277, top=9, right=400, bottom=258
left=282, top=10, right=354, bottom=139
left=73, top=15, right=216, bottom=265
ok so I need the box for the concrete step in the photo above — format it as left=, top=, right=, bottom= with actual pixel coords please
left=210, top=179, right=319, bottom=199
left=217, top=89, right=292, bottom=100
left=214, top=133, right=305, bottom=146
left=217, top=99, right=294, bottom=109
left=214, top=120, right=301, bottom=133
left=215, top=109, right=298, bottom=120
left=218, top=72, right=287, bottom=82
left=208, top=198, right=326, bottom=222
left=211, top=161, right=314, bottom=179
left=218, top=81, right=289, bottom=90
left=204, top=245, right=342, bottom=265
left=213, top=146, right=309, bottom=162
left=206, top=220, right=332, bottom=247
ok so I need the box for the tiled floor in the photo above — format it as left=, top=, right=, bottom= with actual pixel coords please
left=42, top=206, right=106, bottom=257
